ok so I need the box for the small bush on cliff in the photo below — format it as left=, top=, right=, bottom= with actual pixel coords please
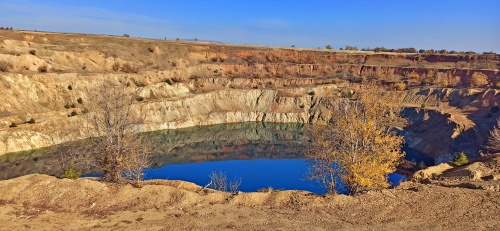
left=487, top=119, right=500, bottom=152
left=77, top=97, right=83, bottom=104
left=0, top=61, right=13, bottom=72
left=29, top=49, right=36, bottom=55
left=9, top=122, right=17, bottom=128
left=26, top=118, right=35, bottom=124
left=38, top=65, right=48, bottom=73
left=121, top=63, right=138, bottom=73
left=62, top=163, right=81, bottom=179
left=325, top=45, right=333, bottom=50
left=393, top=82, right=406, bottom=91
left=470, top=72, right=488, bottom=87
left=451, top=152, right=469, bottom=166
left=112, top=62, right=120, bottom=71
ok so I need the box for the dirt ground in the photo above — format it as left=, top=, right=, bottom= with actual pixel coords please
left=0, top=174, right=499, bottom=231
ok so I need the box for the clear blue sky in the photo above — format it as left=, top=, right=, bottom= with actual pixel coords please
left=1, top=0, right=499, bottom=52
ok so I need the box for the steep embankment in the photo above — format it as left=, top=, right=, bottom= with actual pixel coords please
left=0, top=30, right=499, bottom=162
left=399, top=88, right=500, bottom=163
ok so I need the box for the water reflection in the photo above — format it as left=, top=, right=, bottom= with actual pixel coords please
left=145, top=122, right=307, bottom=167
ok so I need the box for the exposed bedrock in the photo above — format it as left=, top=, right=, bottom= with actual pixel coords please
left=1, top=30, right=499, bottom=163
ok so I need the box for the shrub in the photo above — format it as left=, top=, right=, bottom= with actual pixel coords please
left=70, top=104, right=76, bottom=108
left=62, top=163, right=81, bottom=179
left=38, top=65, right=48, bottom=72
left=136, top=96, right=144, bottom=102
left=27, top=118, right=35, bottom=124
left=0, top=60, right=13, bottom=72
left=81, top=108, right=89, bottom=114
left=77, top=97, right=83, bottom=104
left=9, top=122, right=17, bottom=128
left=308, top=91, right=315, bottom=96
left=64, top=104, right=71, bottom=109
left=208, top=170, right=241, bottom=193
left=165, top=79, right=173, bottom=85
left=68, top=110, right=77, bottom=117
left=29, top=49, right=36, bottom=55
left=451, top=152, right=469, bottom=166
left=112, top=62, right=120, bottom=71
left=121, top=63, right=138, bottom=73
left=211, top=57, right=218, bottom=62
left=393, top=82, right=406, bottom=91
left=470, top=72, right=488, bottom=87
left=147, top=47, right=154, bottom=53
left=325, top=45, right=333, bottom=50
left=341, top=91, right=354, bottom=98
left=68, top=85, right=72, bottom=90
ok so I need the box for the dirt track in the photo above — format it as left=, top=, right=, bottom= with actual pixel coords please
left=1, top=174, right=499, bottom=230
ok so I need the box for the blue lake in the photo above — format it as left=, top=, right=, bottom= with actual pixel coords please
left=1, top=122, right=408, bottom=194
left=144, top=158, right=406, bottom=194
left=141, top=122, right=407, bottom=194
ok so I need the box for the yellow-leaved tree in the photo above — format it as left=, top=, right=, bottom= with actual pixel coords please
left=470, top=72, right=488, bottom=87
left=306, top=90, right=406, bottom=195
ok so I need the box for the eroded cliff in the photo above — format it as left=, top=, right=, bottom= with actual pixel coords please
left=0, top=30, right=499, bottom=162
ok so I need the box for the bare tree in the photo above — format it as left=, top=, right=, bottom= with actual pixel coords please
left=84, top=81, right=151, bottom=182
left=306, top=90, right=406, bottom=195
left=487, top=119, right=500, bottom=153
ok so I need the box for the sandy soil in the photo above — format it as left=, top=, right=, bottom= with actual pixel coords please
left=1, top=174, right=499, bottom=231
